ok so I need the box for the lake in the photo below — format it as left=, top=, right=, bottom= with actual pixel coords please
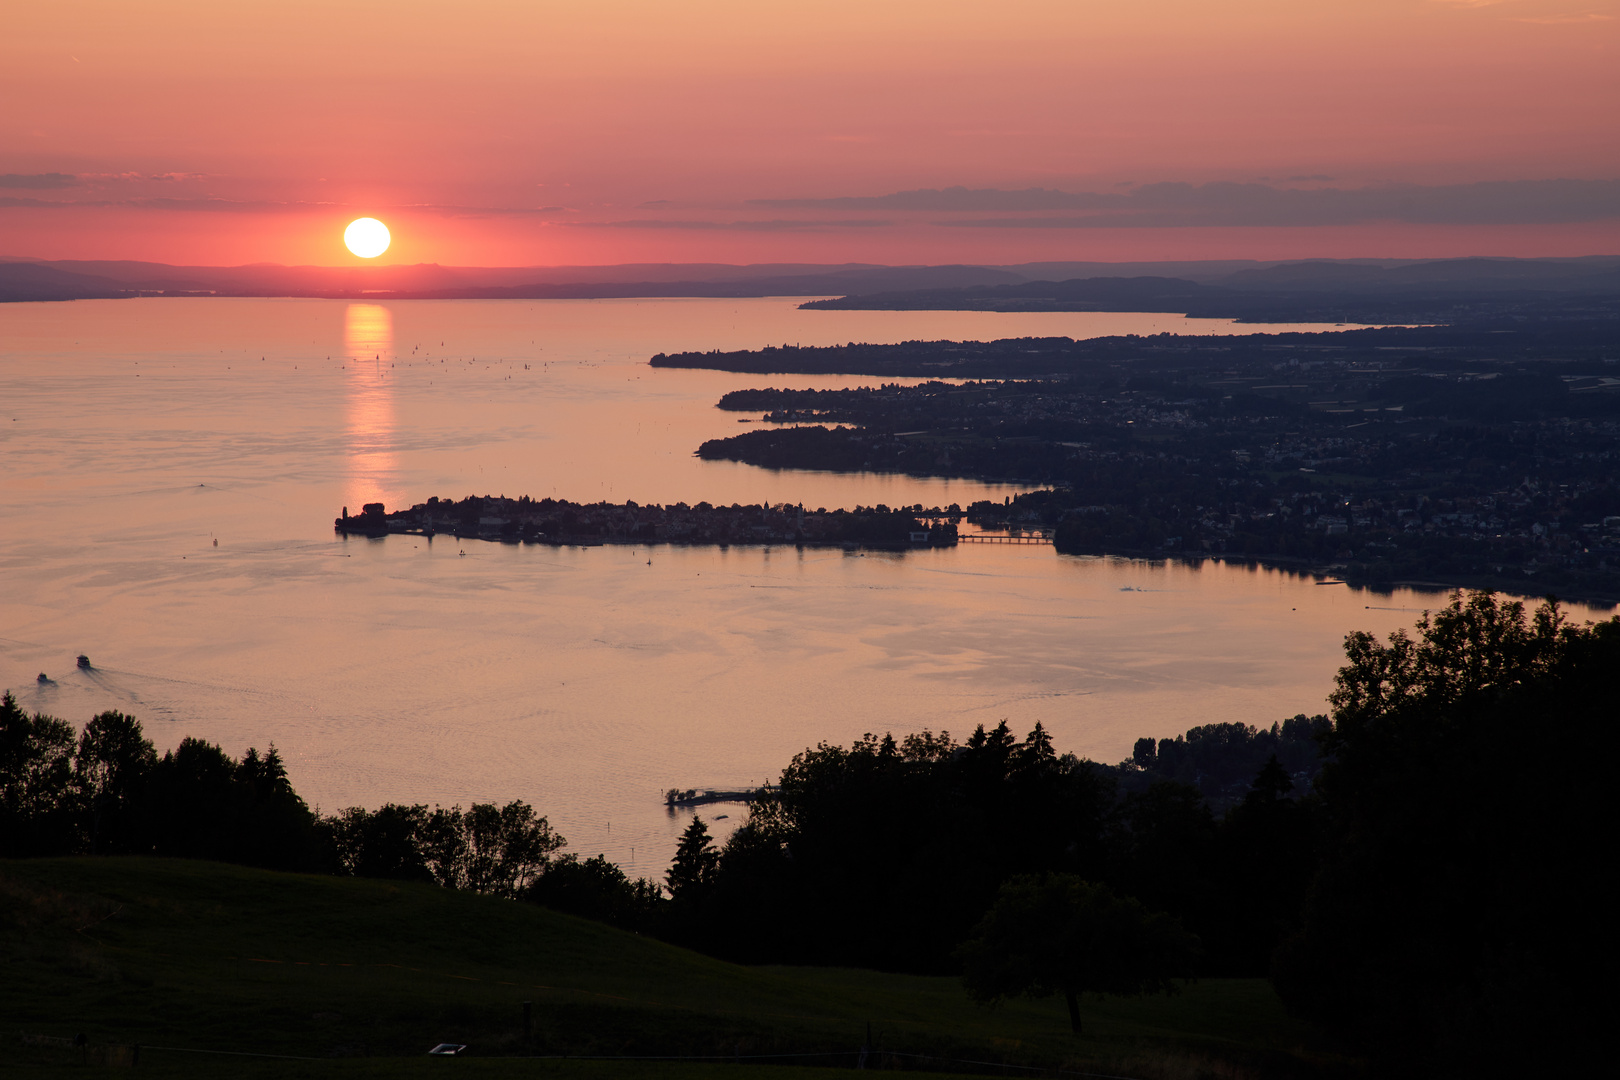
left=4, top=297, right=1609, bottom=876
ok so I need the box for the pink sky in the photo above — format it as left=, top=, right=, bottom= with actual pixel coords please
left=4, top=0, right=1617, bottom=266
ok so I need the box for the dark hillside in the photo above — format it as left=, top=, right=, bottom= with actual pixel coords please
left=0, top=262, right=133, bottom=302
left=0, top=858, right=1334, bottom=1077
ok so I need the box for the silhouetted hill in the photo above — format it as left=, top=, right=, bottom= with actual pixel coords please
left=0, top=259, right=1026, bottom=301
left=0, top=262, right=133, bottom=301
left=802, top=257, right=1620, bottom=322
left=1222, top=255, right=1620, bottom=293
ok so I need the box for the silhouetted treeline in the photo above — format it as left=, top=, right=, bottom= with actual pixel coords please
left=657, top=719, right=1322, bottom=977
left=2, top=708, right=316, bottom=868
left=2, top=689, right=1322, bottom=970
left=1121, top=714, right=1329, bottom=809
left=0, top=700, right=661, bottom=925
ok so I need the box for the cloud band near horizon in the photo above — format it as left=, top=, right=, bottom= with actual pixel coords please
left=6, top=179, right=1615, bottom=231
left=754, top=179, right=1620, bottom=227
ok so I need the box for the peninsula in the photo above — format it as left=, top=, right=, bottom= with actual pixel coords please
left=335, top=495, right=958, bottom=549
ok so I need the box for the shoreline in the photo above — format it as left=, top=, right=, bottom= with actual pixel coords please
left=1051, top=545, right=1619, bottom=609
left=334, top=509, right=1616, bottom=608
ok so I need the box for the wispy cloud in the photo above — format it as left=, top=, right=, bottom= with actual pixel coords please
left=586, top=218, right=895, bottom=231
left=789, top=179, right=1620, bottom=228
left=1427, top=0, right=1617, bottom=21
left=78, top=171, right=209, bottom=183
left=1512, top=12, right=1615, bottom=22
left=0, top=196, right=570, bottom=217
left=0, top=194, right=892, bottom=231
left=11, top=179, right=1617, bottom=231
left=0, top=173, right=78, bottom=190
left=0, top=196, right=332, bottom=212
left=751, top=187, right=1104, bottom=212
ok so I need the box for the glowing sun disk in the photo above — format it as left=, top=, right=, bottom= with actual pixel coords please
left=344, top=218, right=391, bottom=258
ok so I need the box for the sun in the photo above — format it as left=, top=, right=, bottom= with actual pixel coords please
left=344, top=217, right=391, bottom=259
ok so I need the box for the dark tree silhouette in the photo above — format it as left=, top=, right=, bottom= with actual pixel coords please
left=73, top=710, right=156, bottom=854
left=1210, top=755, right=1317, bottom=972
left=0, top=692, right=77, bottom=856
left=146, top=736, right=243, bottom=860
left=1275, top=592, right=1615, bottom=1075
left=327, top=803, right=434, bottom=882
left=695, top=722, right=1117, bottom=971
left=524, top=853, right=664, bottom=930
left=234, top=745, right=317, bottom=869
left=1109, top=781, right=1216, bottom=942
left=957, top=874, right=1199, bottom=1033
left=666, top=815, right=720, bottom=900
left=418, top=801, right=565, bottom=897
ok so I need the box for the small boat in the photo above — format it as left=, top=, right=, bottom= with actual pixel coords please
left=77, top=655, right=90, bottom=669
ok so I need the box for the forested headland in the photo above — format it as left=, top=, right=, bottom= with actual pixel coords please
left=4, top=592, right=1611, bottom=1073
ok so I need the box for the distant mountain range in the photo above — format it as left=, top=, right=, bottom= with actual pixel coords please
left=800, top=257, right=1620, bottom=324
left=3, top=255, right=1618, bottom=323
left=0, top=258, right=1031, bottom=302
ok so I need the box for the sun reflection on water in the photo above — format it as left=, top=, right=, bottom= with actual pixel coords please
left=343, top=303, right=397, bottom=511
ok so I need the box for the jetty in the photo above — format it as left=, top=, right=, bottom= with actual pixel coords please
left=665, top=787, right=766, bottom=808
left=335, top=495, right=960, bottom=550
left=959, top=530, right=1054, bottom=545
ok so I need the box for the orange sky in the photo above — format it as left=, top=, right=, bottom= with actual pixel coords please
left=4, top=0, right=1617, bottom=266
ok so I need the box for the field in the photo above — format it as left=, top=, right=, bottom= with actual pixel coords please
left=1, top=859, right=1350, bottom=1078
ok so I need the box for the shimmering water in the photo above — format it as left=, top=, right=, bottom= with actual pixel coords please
left=4, top=297, right=1607, bottom=876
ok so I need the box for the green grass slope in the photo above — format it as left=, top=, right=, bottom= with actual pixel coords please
left=1, top=858, right=1348, bottom=1078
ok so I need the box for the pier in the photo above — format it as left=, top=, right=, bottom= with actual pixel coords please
left=959, top=532, right=1054, bottom=545
left=665, top=787, right=765, bottom=808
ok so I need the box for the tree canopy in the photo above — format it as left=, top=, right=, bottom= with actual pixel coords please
left=1276, top=592, right=1614, bottom=1075
left=957, top=874, right=1199, bottom=1033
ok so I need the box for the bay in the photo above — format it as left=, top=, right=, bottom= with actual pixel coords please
left=4, top=297, right=1608, bottom=877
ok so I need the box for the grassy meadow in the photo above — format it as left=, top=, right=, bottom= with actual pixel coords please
left=1, top=858, right=1349, bottom=1078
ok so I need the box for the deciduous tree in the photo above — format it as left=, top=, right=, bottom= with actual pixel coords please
left=73, top=710, right=156, bottom=854
left=958, top=874, right=1198, bottom=1034
left=0, top=693, right=77, bottom=856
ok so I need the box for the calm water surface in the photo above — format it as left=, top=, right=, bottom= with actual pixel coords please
left=4, top=298, right=1608, bottom=874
